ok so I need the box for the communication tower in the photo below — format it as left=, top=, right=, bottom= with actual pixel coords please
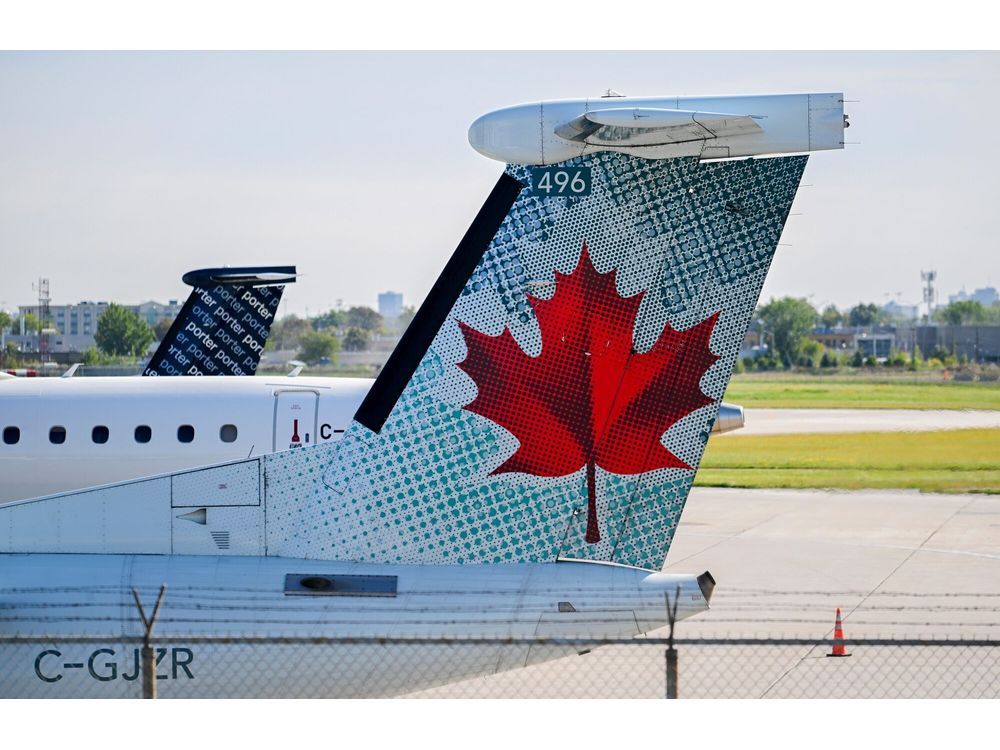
left=921, top=270, right=937, bottom=318
left=36, top=277, right=51, bottom=363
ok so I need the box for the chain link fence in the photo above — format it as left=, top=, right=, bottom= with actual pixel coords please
left=3, top=582, right=1000, bottom=698
left=2, top=633, right=998, bottom=698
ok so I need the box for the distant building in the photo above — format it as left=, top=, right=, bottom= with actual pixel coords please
left=854, top=332, right=894, bottom=360
left=134, top=299, right=183, bottom=327
left=809, top=330, right=854, bottom=352
left=19, top=301, right=108, bottom=339
left=915, top=325, right=1000, bottom=363
left=378, top=291, right=403, bottom=319
left=13, top=299, right=183, bottom=353
left=948, top=286, right=999, bottom=307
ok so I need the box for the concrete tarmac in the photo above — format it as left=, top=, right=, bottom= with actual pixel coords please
left=736, top=408, right=1000, bottom=435
left=413, top=487, right=1000, bottom=698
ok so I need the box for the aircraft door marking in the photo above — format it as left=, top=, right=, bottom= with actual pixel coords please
left=272, top=390, right=319, bottom=452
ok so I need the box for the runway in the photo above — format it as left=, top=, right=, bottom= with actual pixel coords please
left=664, top=487, right=1000, bottom=638
left=414, top=487, right=1000, bottom=697
left=736, top=408, right=1000, bottom=435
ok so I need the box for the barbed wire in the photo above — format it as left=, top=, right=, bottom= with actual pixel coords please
left=4, top=584, right=1000, bottom=597
left=2, top=634, right=999, bottom=646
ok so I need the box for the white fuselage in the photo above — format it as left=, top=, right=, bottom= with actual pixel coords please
left=0, top=376, right=373, bottom=503
left=0, top=555, right=709, bottom=698
left=0, top=375, right=744, bottom=504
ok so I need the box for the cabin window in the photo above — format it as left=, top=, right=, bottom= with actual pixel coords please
left=2, top=426, right=19, bottom=445
left=49, top=426, right=67, bottom=445
left=92, top=425, right=110, bottom=444
left=177, top=424, right=195, bottom=443
left=219, top=424, right=238, bottom=443
left=134, top=425, right=152, bottom=443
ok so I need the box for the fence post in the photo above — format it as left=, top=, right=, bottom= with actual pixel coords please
left=665, top=585, right=680, bottom=699
left=132, top=585, right=167, bottom=699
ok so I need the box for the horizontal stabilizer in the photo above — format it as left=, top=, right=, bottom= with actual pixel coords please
left=181, top=266, right=297, bottom=288
left=470, top=92, right=845, bottom=165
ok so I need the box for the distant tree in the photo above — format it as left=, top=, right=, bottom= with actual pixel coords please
left=0, top=311, right=11, bottom=331
left=152, top=317, right=174, bottom=341
left=819, top=304, right=843, bottom=329
left=934, top=300, right=988, bottom=325
left=94, top=303, right=155, bottom=357
left=820, top=351, right=839, bottom=368
left=930, top=345, right=953, bottom=362
left=847, top=303, right=881, bottom=327
left=756, top=297, right=817, bottom=367
left=312, top=309, right=346, bottom=332
left=385, top=305, right=416, bottom=335
left=798, top=339, right=825, bottom=368
left=267, top=314, right=312, bottom=351
left=298, top=331, right=341, bottom=364
left=398, top=305, right=416, bottom=326
left=82, top=347, right=107, bottom=366
left=885, top=350, right=909, bottom=368
left=20, top=312, right=41, bottom=335
left=345, top=306, right=383, bottom=332
left=343, top=327, right=370, bottom=352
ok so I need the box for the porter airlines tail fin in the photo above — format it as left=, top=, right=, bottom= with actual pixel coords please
left=262, top=93, right=843, bottom=569
left=143, top=266, right=295, bottom=376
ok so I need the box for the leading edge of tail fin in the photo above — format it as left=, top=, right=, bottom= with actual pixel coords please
left=142, top=266, right=296, bottom=376
left=261, top=153, right=807, bottom=569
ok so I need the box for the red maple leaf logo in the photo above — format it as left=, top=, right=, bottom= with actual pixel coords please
left=457, top=242, right=720, bottom=544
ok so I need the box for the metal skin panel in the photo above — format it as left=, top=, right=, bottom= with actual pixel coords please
left=1, top=480, right=171, bottom=554
left=171, top=460, right=262, bottom=507
left=0, top=555, right=708, bottom=697
left=171, top=505, right=264, bottom=555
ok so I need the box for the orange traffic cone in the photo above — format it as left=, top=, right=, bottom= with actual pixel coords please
left=827, top=607, right=851, bottom=658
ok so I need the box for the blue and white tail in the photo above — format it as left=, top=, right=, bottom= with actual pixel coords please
left=143, top=266, right=295, bottom=376
left=264, top=150, right=810, bottom=569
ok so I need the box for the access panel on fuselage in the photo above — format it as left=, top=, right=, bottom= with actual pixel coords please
left=272, top=390, right=319, bottom=452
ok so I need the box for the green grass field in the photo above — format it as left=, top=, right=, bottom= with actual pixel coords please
left=696, top=428, right=1000, bottom=494
left=724, top=377, right=1000, bottom=410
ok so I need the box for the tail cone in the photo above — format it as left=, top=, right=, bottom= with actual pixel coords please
left=827, top=607, right=851, bottom=658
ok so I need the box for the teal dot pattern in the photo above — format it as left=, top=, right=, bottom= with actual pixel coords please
left=264, top=153, right=808, bottom=571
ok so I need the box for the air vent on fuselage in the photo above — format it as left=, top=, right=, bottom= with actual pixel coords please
left=210, top=531, right=230, bottom=550
left=284, top=573, right=398, bottom=597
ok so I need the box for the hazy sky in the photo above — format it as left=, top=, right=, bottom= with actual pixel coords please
left=1, top=51, right=998, bottom=317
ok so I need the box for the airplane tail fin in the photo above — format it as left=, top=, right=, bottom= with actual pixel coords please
left=263, top=152, right=807, bottom=569
left=142, top=266, right=295, bottom=376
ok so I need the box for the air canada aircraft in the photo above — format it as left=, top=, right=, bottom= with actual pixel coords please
left=0, top=265, right=743, bottom=503
left=0, top=91, right=845, bottom=697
